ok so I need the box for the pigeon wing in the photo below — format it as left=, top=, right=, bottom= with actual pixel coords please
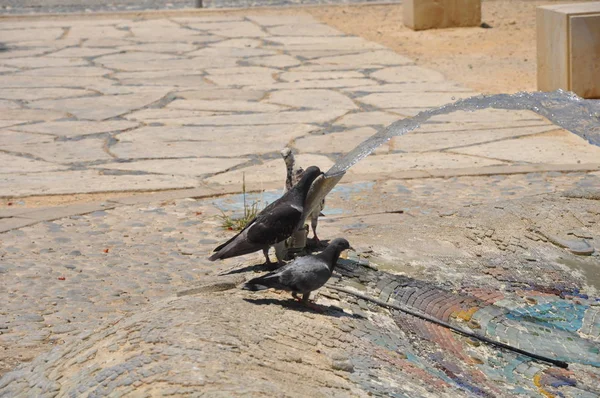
left=211, top=193, right=289, bottom=253
left=246, top=202, right=302, bottom=246
left=279, top=256, right=331, bottom=293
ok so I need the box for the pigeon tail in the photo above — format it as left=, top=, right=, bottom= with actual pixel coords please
left=209, top=229, right=264, bottom=261
left=244, top=273, right=283, bottom=291
left=242, top=282, right=270, bottom=291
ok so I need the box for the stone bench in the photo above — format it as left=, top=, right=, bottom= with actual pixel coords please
left=537, top=2, right=600, bottom=99
left=404, top=0, right=481, bottom=30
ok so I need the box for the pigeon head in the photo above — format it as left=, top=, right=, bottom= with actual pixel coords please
left=320, top=237, right=352, bottom=270
left=295, top=165, right=322, bottom=192
left=329, top=238, right=352, bottom=253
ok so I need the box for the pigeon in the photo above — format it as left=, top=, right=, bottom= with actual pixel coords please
left=209, top=166, right=323, bottom=265
left=243, top=238, right=352, bottom=307
left=280, top=148, right=325, bottom=244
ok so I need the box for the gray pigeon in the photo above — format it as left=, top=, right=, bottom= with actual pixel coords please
left=242, top=238, right=352, bottom=306
left=209, top=166, right=323, bottom=265
left=281, top=148, right=325, bottom=244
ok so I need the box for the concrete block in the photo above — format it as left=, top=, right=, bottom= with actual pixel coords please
left=404, top=0, right=481, bottom=30
left=537, top=2, right=600, bottom=99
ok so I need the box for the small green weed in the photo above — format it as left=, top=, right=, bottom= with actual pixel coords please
left=217, top=173, right=263, bottom=231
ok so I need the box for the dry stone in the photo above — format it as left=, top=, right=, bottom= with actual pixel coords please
left=95, top=157, right=249, bottom=176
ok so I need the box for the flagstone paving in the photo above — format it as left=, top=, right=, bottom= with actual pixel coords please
left=2, top=12, right=600, bottom=199
left=1, top=10, right=600, bottom=398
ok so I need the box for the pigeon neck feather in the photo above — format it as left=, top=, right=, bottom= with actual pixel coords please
left=317, top=245, right=343, bottom=272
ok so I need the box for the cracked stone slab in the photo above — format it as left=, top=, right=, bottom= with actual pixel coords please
left=0, top=100, right=21, bottom=110
left=167, top=99, right=285, bottom=113
left=95, top=51, right=176, bottom=64
left=82, top=38, right=136, bottom=47
left=2, top=138, right=113, bottom=163
left=46, top=47, right=118, bottom=58
left=186, top=46, right=276, bottom=58
left=358, top=92, right=475, bottom=109
left=128, top=27, right=203, bottom=40
left=0, top=57, right=88, bottom=69
left=28, top=91, right=169, bottom=121
left=386, top=125, right=560, bottom=152
left=205, top=154, right=335, bottom=186
left=0, top=130, right=54, bottom=145
left=266, top=23, right=344, bottom=36
left=0, top=121, right=27, bottom=129
left=267, top=89, right=357, bottom=110
left=0, top=28, right=64, bottom=43
left=116, top=42, right=198, bottom=54
left=428, top=108, right=547, bottom=124
left=12, top=120, right=139, bottom=138
left=210, top=38, right=262, bottom=48
left=0, top=152, right=67, bottom=174
left=346, top=152, right=506, bottom=176
left=453, top=130, right=600, bottom=164
left=112, top=70, right=206, bottom=80
left=313, top=50, right=414, bottom=67
left=0, top=109, right=67, bottom=121
left=265, top=36, right=384, bottom=51
left=342, top=81, right=477, bottom=93
left=66, top=25, right=130, bottom=40
left=96, top=56, right=239, bottom=72
left=0, top=170, right=198, bottom=196
left=279, top=71, right=365, bottom=82
left=251, top=78, right=378, bottom=90
left=0, top=88, right=97, bottom=101
left=294, top=127, right=380, bottom=155
left=287, top=49, right=380, bottom=59
left=205, top=66, right=278, bottom=75
left=246, top=54, right=301, bottom=68
left=94, top=157, right=249, bottom=177
left=0, top=76, right=116, bottom=89
left=246, top=14, right=318, bottom=26
left=370, top=65, right=447, bottom=83
left=0, top=66, right=17, bottom=74
left=16, top=67, right=112, bottom=77
left=206, top=72, right=277, bottom=87
left=0, top=217, right=38, bottom=232
left=177, top=89, right=265, bottom=101
left=119, top=75, right=212, bottom=88
left=186, top=21, right=267, bottom=37
left=113, top=124, right=318, bottom=158
left=335, top=112, right=403, bottom=127
left=121, top=108, right=224, bottom=123
left=124, top=109, right=349, bottom=126
left=0, top=48, right=50, bottom=60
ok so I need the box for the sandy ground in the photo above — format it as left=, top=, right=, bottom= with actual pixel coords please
left=308, top=0, right=595, bottom=95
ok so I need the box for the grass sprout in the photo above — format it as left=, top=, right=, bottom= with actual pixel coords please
left=217, top=172, right=263, bottom=231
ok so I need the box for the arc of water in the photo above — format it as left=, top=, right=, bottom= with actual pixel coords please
left=303, top=90, right=600, bottom=221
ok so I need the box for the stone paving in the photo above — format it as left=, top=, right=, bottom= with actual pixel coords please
left=2, top=12, right=600, bottom=202
left=1, top=9, right=600, bottom=397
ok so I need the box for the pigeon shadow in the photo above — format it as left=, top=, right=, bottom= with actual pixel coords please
left=243, top=297, right=364, bottom=319
left=219, top=262, right=278, bottom=276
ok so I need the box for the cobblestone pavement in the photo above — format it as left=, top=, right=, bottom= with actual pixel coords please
left=1, top=10, right=600, bottom=397
left=1, top=174, right=599, bottom=396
